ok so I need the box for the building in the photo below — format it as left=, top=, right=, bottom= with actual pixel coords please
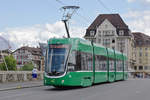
left=132, top=32, right=150, bottom=78
left=84, top=14, right=134, bottom=69
left=12, top=46, right=44, bottom=71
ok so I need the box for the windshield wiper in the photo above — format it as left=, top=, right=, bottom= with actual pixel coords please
left=48, top=71, right=61, bottom=76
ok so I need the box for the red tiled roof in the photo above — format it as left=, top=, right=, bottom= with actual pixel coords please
left=88, top=14, right=128, bottom=29
left=84, top=14, right=130, bottom=37
left=14, top=46, right=42, bottom=56
left=132, top=32, right=150, bottom=46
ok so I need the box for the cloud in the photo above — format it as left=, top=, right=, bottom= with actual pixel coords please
left=127, top=0, right=136, bottom=3
left=0, top=21, right=86, bottom=50
left=127, top=0, right=150, bottom=3
left=123, top=10, right=150, bottom=35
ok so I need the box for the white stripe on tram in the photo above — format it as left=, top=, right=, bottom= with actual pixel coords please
left=76, top=71, right=126, bottom=72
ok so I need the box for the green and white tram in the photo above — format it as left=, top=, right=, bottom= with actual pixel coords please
left=44, top=38, right=128, bottom=87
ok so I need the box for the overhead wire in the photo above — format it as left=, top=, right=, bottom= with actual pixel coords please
left=96, top=0, right=112, bottom=13
left=55, top=0, right=66, bottom=5
left=76, top=12, right=90, bottom=25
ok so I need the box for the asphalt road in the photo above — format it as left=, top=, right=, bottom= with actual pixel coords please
left=0, top=79, right=150, bottom=100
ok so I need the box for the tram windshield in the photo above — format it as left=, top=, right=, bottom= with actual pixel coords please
left=45, top=44, right=70, bottom=76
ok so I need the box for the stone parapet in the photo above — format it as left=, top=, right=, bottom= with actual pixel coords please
left=0, top=71, right=43, bottom=83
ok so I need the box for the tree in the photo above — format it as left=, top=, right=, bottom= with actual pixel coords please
left=0, top=63, right=5, bottom=70
left=0, top=55, right=17, bottom=71
left=21, top=62, right=34, bottom=71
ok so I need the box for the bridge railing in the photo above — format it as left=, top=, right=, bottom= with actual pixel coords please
left=0, top=71, right=43, bottom=83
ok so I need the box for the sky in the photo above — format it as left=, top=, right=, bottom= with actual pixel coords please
left=0, top=0, right=150, bottom=50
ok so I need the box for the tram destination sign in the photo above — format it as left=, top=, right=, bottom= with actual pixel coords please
left=49, top=44, right=68, bottom=48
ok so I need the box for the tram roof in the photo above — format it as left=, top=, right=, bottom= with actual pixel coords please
left=48, top=37, right=127, bottom=60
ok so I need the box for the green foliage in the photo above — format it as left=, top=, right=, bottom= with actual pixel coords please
left=0, top=63, right=5, bottom=70
left=0, top=55, right=17, bottom=71
left=21, top=62, right=34, bottom=71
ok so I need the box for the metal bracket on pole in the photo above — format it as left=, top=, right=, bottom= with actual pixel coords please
left=61, top=6, right=79, bottom=38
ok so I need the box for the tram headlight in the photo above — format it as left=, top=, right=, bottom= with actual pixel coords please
left=62, top=80, right=64, bottom=84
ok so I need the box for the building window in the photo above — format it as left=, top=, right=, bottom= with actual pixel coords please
left=119, top=30, right=124, bottom=35
left=144, top=66, right=148, bottom=70
left=145, top=52, right=148, bottom=56
left=103, top=39, right=110, bottom=46
left=139, top=52, right=142, bottom=57
left=134, top=66, right=137, bottom=70
left=98, top=30, right=101, bottom=37
left=112, top=39, right=115, bottom=43
left=140, top=48, right=142, bottom=51
left=90, top=31, right=95, bottom=36
left=139, top=66, right=143, bottom=70
left=105, top=31, right=108, bottom=35
left=98, top=39, right=101, bottom=43
left=103, top=31, right=106, bottom=36
left=112, top=30, right=115, bottom=35
left=118, top=40, right=125, bottom=53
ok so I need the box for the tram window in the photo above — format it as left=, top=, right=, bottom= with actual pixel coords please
left=116, top=60, right=124, bottom=71
left=95, top=55, right=100, bottom=70
left=81, top=53, right=87, bottom=70
left=72, top=51, right=93, bottom=71
left=68, top=51, right=76, bottom=71
left=95, top=55, right=107, bottom=71
left=120, top=61, right=123, bottom=71
left=109, top=58, right=115, bottom=71
left=86, top=54, right=93, bottom=70
left=119, top=61, right=122, bottom=71
left=75, top=51, right=81, bottom=71
left=95, top=55, right=99, bottom=70
left=116, top=60, right=121, bottom=71
left=116, top=60, right=118, bottom=71
left=100, top=56, right=107, bottom=71
left=68, top=51, right=76, bottom=65
left=124, top=61, right=128, bottom=71
left=80, top=52, right=93, bottom=71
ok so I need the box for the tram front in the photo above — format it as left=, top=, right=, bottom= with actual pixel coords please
left=44, top=43, right=71, bottom=86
